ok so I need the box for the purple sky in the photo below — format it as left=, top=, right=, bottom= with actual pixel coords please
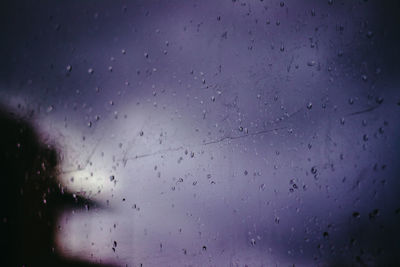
left=1, top=0, right=400, bottom=266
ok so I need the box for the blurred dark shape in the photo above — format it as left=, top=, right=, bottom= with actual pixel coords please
left=0, top=106, right=115, bottom=267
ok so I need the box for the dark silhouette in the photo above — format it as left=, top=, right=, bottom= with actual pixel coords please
left=0, top=106, right=116, bottom=267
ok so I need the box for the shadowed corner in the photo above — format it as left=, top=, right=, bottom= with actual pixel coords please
left=0, top=105, right=118, bottom=267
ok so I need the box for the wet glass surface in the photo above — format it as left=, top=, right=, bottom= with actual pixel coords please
left=1, top=0, right=400, bottom=266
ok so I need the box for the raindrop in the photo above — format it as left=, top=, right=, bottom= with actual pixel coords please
left=311, top=166, right=317, bottom=174
left=361, top=74, right=367, bottom=81
left=375, top=96, right=384, bottom=104
left=369, top=209, right=379, bottom=220
left=362, top=119, right=367, bottom=126
left=259, top=184, right=266, bottom=191
left=323, top=231, right=329, bottom=239
left=307, top=61, right=316, bottom=67
left=348, top=98, right=354, bottom=105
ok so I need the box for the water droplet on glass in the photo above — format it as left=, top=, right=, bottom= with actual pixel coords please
left=323, top=231, right=329, bottom=239
left=362, top=119, right=367, bottom=126
left=361, top=74, right=368, bottom=81
left=259, top=184, right=266, bottom=191
left=369, top=209, right=380, bottom=220
left=348, top=98, right=354, bottom=105
left=311, top=166, right=317, bottom=174
left=307, top=61, right=316, bottom=67
left=375, top=96, right=384, bottom=104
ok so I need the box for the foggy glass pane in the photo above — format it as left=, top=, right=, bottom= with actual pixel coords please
left=1, top=0, right=400, bottom=266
